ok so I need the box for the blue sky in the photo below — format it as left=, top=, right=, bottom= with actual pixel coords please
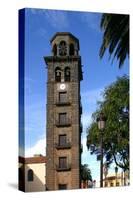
left=19, top=8, right=129, bottom=184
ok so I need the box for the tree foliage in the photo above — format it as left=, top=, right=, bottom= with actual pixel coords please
left=99, top=13, right=129, bottom=68
left=81, top=164, right=92, bottom=182
left=87, top=76, right=129, bottom=171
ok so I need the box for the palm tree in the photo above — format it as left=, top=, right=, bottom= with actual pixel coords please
left=99, top=13, right=129, bottom=68
left=81, top=164, right=92, bottom=188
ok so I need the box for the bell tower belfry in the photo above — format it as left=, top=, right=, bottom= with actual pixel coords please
left=44, top=32, right=83, bottom=191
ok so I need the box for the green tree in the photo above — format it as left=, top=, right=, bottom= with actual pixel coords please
left=99, top=14, right=129, bottom=68
left=81, top=164, right=92, bottom=187
left=87, top=76, right=129, bottom=171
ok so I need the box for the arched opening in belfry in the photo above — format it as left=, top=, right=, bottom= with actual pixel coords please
left=59, top=41, right=67, bottom=56
left=55, top=67, right=62, bottom=82
left=53, top=43, right=57, bottom=56
left=69, top=43, right=74, bottom=56
left=64, top=67, right=70, bottom=82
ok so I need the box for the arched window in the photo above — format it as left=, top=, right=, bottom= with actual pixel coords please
left=27, top=169, right=34, bottom=182
left=53, top=44, right=57, bottom=56
left=64, top=67, right=70, bottom=82
left=55, top=67, right=61, bottom=82
left=59, top=41, right=67, bottom=56
left=69, top=43, right=74, bottom=56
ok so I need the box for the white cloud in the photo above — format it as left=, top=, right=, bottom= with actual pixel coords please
left=81, top=136, right=100, bottom=183
left=82, top=113, right=92, bottom=131
left=81, top=88, right=103, bottom=105
left=81, top=136, right=89, bottom=161
left=36, top=27, right=47, bottom=38
left=81, top=87, right=104, bottom=131
left=25, top=99, right=46, bottom=137
left=25, top=138, right=46, bottom=157
left=19, top=146, right=24, bottom=157
left=28, top=8, right=69, bottom=37
left=44, top=10, right=69, bottom=29
left=30, top=8, right=38, bottom=15
left=81, top=12, right=102, bottom=32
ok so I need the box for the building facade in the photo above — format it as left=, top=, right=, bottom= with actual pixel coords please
left=19, top=156, right=46, bottom=192
left=44, top=32, right=83, bottom=191
left=103, top=172, right=130, bottom=187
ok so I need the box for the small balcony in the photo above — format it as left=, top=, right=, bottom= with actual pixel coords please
left=56, top=164, right=71, bottom=172
left=56, top=100, right=70, bottom=106
left=55, top=119, right=71, bottom=127
left=55, top=141, right=71, bottom=149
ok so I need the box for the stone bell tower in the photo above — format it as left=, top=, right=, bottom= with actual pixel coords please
left=44, top=32, right=83, bottom=191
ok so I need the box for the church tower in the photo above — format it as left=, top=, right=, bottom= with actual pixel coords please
left=44, top=32, right=83, bottom=190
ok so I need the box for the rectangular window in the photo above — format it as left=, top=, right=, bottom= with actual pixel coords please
left=58, top=184, right=67, bottom=190
left=110, top=183, right=114, bottom=187
left=116, top=182, right=120, bottom=186
left=59, top=157, right=67, bottom=169
left=59, top=113, right=66, bottom=124
left=59, top=134, right=67, bottom=146
left=59, top=92, right=67, bottom=103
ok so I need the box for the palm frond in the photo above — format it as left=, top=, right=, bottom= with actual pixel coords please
left=99, top=13, right=129, bottom=68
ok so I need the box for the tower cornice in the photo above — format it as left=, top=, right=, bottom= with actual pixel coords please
left=50, top=32, right=79, bottom=43
left=44, top=55, right=81, bottom=64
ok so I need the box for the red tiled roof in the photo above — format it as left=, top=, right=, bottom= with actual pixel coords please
left=19, top=156, right=46, bottom=164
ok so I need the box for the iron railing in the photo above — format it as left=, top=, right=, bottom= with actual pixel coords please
left=56, top=163, right=71, bottom=171
left=55, top=141, right=71, bottom=149
left=55, top=118, right=71, bottom=127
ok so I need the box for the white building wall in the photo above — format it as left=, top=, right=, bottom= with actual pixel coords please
left=25, top=163, right=46, bottom=192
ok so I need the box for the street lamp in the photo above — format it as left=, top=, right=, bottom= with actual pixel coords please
left=103, top=163, right=108, bottom=187
left=97, top=112, right=106, bottom=188
left=115, top=166, right=118, bottom=186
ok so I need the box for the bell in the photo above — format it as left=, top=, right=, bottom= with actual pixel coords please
left=56, top=71, right=61, bottom=76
